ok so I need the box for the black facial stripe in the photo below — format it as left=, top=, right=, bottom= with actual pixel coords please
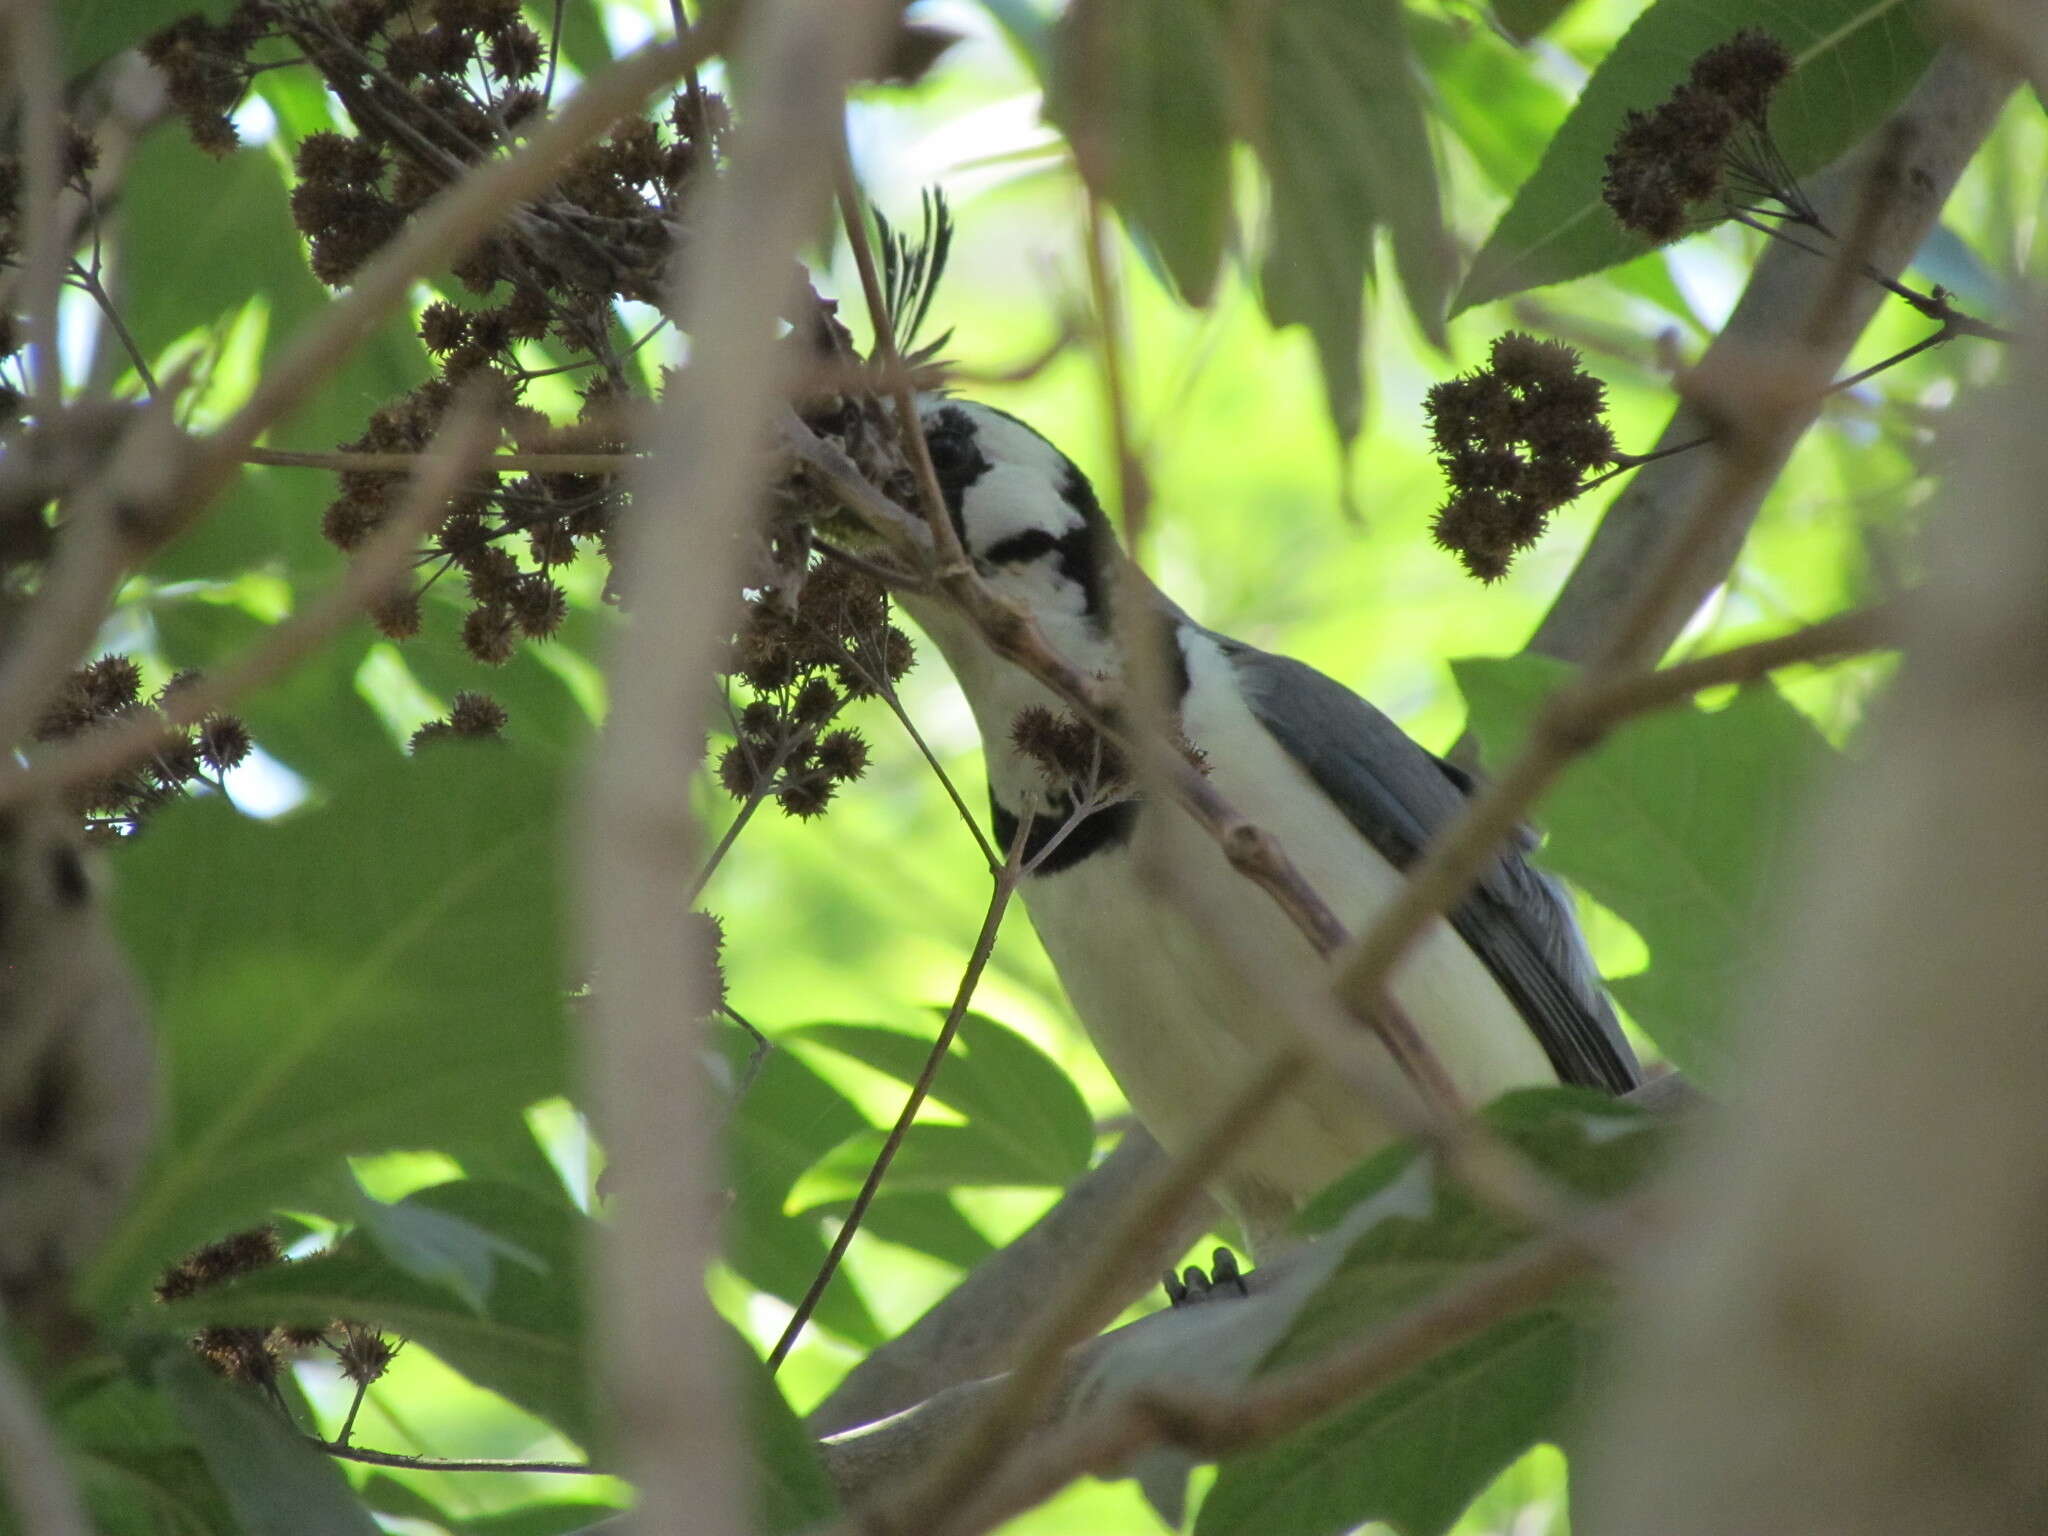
left=991, top=791, right=1138, bottom=876
left=983, top=528, right=1060, bottom=565
left=921, top=405, right=991, bottom=540
left=1053, top=464, right=1110, bottom=623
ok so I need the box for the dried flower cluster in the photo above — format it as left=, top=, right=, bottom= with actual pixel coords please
left=1424, top=333, right=1616, bottom=582
left=156, top=1225, right=399, bottom=1394
left=34, top=656, right=253, bottom=838
left=1602, top=28, right=1799, bottom=245
left=0, top=117, right=106, bottom=423
left=409, top=689, right=509, bottom=751
left=715, top=560, right=912, bottom=823
left=1010, top=706, right=1130, bottom=793
left=141, top=0, right=741, bottom=688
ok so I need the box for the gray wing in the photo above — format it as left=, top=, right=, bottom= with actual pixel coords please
left=1216, top=635, right=1640, bottom=1095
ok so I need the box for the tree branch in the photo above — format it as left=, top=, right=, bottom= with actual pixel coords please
left=579, top=5, right=894, bottom=1534
left=806, top=1129, right=1216, bottom=1438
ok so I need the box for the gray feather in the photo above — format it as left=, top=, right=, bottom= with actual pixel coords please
left=1215, top=635, right=1640, bottom=1094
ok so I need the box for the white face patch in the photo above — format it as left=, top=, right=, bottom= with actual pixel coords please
left=944, top=403, right=1086, bottom=560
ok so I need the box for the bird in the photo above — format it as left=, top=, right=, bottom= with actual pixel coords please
left=886, top=398, right=1639, bottom=1253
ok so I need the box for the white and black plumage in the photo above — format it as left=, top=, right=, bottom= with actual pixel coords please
left=891, top=400, right=1637, bottom=1249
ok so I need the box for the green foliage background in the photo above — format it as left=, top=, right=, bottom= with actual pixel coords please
left=33, top=0, right=2042, bottom=1532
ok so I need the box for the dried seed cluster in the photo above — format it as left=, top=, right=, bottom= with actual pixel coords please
left=143, top=0, right=738, bottom=686
left=1010, top=706, right=1129, bottom=793
left=1424, top=333, right=1616, bottom=582
left=1602, top=28, right=1798, bottom=245
left=715, top=560, right=912, bottom=824
left=35, top=656, right=253, bottom=839
left=0, top=118, right=106, bottom=422
left=156, top=1225, right=400, bottom=1393
left=408, top=689, right=509, bottom=752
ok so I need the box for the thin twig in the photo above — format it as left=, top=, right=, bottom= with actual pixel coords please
left=313, top=1440, right=599, bottom=1476
left=768, top=820, right=1029, bottom=1371
left=67, top=260, right=159, bottom=397
left=334, top=1383, right=369, bottom=1450
left=874, top=685, right=998, bottom=872
left=242, top=446, right=634, bottom=475
left=1722, top=205, right=2015, bottom=342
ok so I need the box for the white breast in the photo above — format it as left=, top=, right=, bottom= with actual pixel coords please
left=1018, top=631, right=1555, bottom=1246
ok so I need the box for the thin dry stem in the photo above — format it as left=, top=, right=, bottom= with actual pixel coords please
left=769, top=823, right=1027, bottom=1371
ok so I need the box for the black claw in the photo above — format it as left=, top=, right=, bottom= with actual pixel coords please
left=1162, top=1247, right=1249, bottom=1307
left=1209, top=1246, right=1247, bottom=1297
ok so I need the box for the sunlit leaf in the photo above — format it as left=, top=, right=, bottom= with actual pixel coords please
left=1456, top=653, right=1833, bottom=1087
left=155, top=1180, right=594, bottom=1446
left=794, top=1013, right=1093, bottom=1186
left=159, top=1353, right=379, bottom=1536
left=1457, top=0, right=1939, bottom=312
left=91, top=748, right=571, bottom=1313
left=722, top=1041, right=882, bottom=1347
left=1046, top=0, right=1232, bottom=305
left=1193, top=1091, right=1667, bottom=1536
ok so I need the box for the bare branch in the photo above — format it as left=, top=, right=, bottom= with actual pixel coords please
left=579, top=4, right=895, bottom=1533
left=807, top=1129, right=1216, bottom=1438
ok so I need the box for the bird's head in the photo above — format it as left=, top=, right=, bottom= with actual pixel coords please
left=914, top=398, right=1120, bottom=640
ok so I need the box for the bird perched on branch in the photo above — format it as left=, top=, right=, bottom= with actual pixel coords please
left=889, top=400, right=1638, bottom=1252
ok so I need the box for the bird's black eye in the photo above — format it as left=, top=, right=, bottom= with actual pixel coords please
left=924, top=428, right=971, bottom=478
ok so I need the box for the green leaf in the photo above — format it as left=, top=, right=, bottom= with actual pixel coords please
left=727, top=1323, right=839, bottom=1532
left=156, top=1180, right=595, bottom=1447
left=845, top=1192, right=996, bottom=1271
left=108, top=138, right=288, bottom=374
left=348, top=1176, right=546, bottom=1313
left=1194, top=1090, right=1667, bottom=1536
left=70, top=1446, right=238, bottom=1536
left=1256, top=0, right=1451, bottom=441
left=1456, top=0, right=1939, bottom=312
left=1455, top=653, right=1832, bottom=1087
left=721, top=1041, right=882, bottom=1347
left=794, top=1013, right=1092, bottom=1186
left=59, top=0, right=223, bottom=77
left=89, top=747, right=571, bottom=1314
left=1412, top=15, right=1572, bottom=199
left=1492, top=0, right=1579, bottom=43
left=1045, top=0, right=1232, bottom=305
left=158, top=1352, right=380, bottom=1536
left=791, top=1122, right=1070, bottom=1207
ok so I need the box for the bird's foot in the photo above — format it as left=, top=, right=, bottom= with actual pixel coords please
left=1161, top=1246, right=1248, bottom=1307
